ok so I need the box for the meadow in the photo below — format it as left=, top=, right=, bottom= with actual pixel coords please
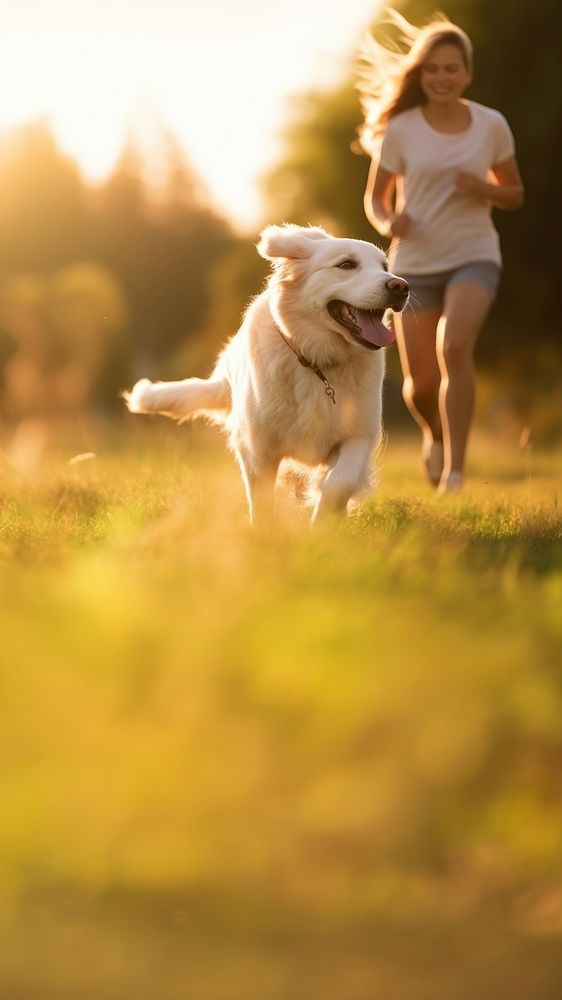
left=1, top=420, right=561, bottom=999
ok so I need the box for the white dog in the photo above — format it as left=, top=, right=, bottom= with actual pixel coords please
left=125, top=224, right=409, bottom=524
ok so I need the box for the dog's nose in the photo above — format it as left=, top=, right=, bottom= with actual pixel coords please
left=386, top=276, right=409, bottom=294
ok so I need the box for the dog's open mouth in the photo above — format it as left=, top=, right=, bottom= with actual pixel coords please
left=327, top=301, right=397, bottom=350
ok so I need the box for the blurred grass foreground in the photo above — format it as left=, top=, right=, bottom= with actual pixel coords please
left=0, top=425, right=561, bottom=999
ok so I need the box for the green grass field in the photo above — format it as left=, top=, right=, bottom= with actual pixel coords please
left=1, top=422, right=561, bottom=999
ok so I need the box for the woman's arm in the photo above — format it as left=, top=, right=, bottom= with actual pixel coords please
left=455, top=156, right=524, bottom=210
left=364, top=160, right=412, bottom=237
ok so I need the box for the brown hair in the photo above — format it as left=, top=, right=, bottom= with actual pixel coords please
left=356, top=8, right=473, bottom=151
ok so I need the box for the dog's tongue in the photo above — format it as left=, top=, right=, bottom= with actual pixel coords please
left=352, top=307, right=396, bottom=347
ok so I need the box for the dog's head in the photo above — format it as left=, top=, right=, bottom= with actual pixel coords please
left=257, top=224, right=409, bottom=353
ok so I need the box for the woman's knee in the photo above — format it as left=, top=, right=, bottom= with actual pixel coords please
left=403, top=374, right=438, bottom=412
left=440, top=337, right=473, bottom=373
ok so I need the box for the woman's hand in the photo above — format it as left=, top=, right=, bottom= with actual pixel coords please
left=455, top=163, right=524, bottom=210
left=388, top=211, right=413, bottom=237
left=455, top=170, right=486, bottom=198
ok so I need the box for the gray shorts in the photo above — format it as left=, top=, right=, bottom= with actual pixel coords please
left=400, top=261, right=501, bottom=311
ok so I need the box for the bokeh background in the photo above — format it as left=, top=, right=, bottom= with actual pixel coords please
left=0, top=2, right=561, bottom=998
left=0, top=0, right=560, bottom=461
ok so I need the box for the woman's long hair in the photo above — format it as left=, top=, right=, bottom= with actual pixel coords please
left=356, top=9, right=472, bottom=153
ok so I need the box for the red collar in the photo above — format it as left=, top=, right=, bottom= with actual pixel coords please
left=274, top=321, right=336, bottom=405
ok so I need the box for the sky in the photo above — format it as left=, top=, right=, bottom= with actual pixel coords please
left=0, top=0, right=381, bottom=230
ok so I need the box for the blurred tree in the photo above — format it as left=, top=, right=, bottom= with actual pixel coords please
left=261, top=86, right=372, bottom=241
left=47, top=262, right=130, bottom=412
left=260, top=0, right=562, bottom=367
left=93, top=119, right=235, bottom=368
left=0, top=120, right=91, bottom=270
left=175, top=238, right=270, bottom=375
left=0, top=263, right=129, bottom=420
left=0, top=112, right=237, bottom=417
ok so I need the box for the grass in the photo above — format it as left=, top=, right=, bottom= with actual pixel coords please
left=1, top=421, right=561, bottom=999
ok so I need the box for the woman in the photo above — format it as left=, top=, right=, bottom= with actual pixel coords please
left=358, top=11, right=524, bottom=491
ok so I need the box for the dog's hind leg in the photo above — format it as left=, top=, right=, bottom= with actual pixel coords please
left=124, top=377, right=230, bottom=422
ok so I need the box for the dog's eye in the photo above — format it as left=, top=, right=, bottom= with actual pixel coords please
left=336, top=259, right=357, bottom=270
left=382, top=262, right=389, bottom=272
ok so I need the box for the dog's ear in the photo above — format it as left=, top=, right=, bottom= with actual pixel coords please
left=257, top=224, right=329, bottom=262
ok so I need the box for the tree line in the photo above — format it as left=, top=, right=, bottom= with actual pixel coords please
left=0, top=0, right=560, bottom=436
left=0, top=117, right=235, bottom=419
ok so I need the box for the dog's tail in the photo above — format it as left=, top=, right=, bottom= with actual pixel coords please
left=123, top=377, right=230, bottom=423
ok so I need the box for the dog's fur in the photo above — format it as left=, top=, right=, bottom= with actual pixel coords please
left=124, top=224, right=409, bottom=524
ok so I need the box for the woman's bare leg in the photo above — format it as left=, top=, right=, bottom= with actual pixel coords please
left=394, top=307, right=443, bottom=483
left=436, top=282, right=493, bottom=488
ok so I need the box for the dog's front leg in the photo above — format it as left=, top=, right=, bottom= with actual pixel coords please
left=236, top=449, right=279, bottom=526
left=312, top=439, right=373, bottom=524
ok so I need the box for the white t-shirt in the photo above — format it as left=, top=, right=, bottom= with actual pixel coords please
left=377, top=101, right=516, bottom=273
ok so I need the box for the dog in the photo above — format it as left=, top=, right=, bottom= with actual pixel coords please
left=124, top=224, right=409, bottom=524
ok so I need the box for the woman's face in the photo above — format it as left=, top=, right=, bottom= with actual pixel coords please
left=420, top=43, right=471, bottom=104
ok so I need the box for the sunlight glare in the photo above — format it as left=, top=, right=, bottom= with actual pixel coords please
left=0, top=0, right=381, bottom=227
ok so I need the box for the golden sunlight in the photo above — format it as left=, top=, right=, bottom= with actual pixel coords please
left=0, top=0, right=380, bottom=228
